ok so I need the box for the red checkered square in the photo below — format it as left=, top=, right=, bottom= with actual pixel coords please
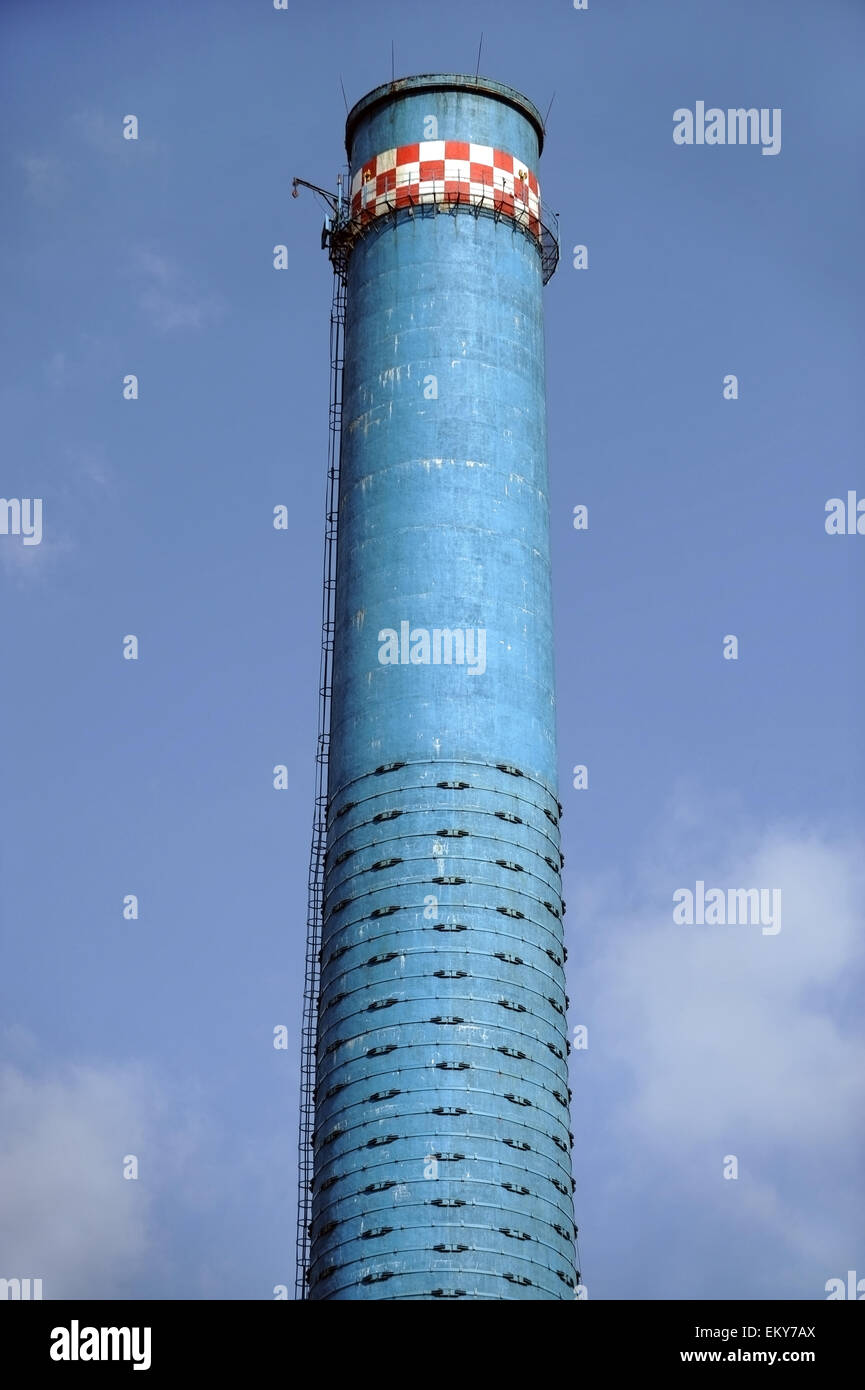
left=419, top=160, right=445, bottom=182
left=376, top=169, right=396, bottom=195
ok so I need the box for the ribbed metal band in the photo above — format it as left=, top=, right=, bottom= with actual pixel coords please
left=310, top=759, right=574, bottom=1300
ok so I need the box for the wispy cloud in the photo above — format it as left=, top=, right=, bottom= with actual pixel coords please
left=18, top=155, right=66, bottom=205
left=44, top=351, right=67, bottom=389
left=0, top=446, right=111, bottom=586
left=42, top=334, right=109, bottom=393
left=129, top=245, right=223, bottom=334
left=0, top=529, right=75, bottom=585
left=132, top=249, right=173, bottom=286
left=66, top=443, right=112, bottom=490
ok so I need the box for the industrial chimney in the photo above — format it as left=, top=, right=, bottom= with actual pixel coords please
left=297, top=73, right=575, bottom=1300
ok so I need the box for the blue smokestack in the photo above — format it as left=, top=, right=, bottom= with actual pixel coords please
left=310, top=73, right=575, bottom=1300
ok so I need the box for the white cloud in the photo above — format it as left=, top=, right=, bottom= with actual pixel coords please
left=567, top=801, right=865, bottom=1295
left=0, top=1061, right=160, bottom=1298
left=0, top=1048, right=289, bottom=1299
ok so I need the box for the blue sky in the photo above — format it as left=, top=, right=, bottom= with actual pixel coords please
left=1, top=0, right=862, bottom=1300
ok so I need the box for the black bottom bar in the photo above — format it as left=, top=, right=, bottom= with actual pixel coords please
left=5, top=1298, right=858, bottom=1376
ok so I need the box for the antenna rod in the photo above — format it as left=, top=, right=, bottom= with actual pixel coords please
left=475, top=32, right=483, bottom=78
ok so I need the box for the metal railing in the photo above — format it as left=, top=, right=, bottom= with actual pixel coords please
left=329, top=175, right=559, bottom=284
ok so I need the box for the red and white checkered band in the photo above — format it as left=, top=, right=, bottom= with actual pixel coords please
left=349, top=141, right=542, bottom=242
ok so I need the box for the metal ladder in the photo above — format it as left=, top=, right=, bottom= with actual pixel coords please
left=295, top=244, right=345, bottom=1299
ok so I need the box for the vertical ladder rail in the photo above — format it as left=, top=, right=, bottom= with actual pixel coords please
left=296, top=261, right=345, bottom=1298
